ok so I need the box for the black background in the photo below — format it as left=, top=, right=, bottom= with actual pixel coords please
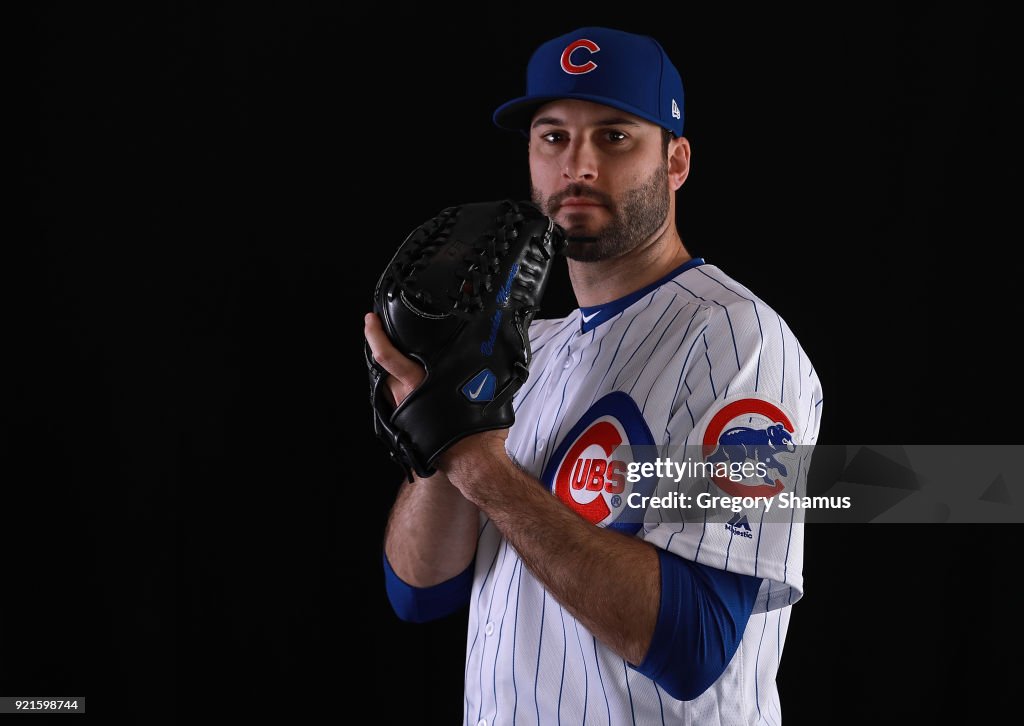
left=7, top=3, right=1020, bottom=724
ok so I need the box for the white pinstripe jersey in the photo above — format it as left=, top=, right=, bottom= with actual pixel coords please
left=462, top=261, right=824, bottom=725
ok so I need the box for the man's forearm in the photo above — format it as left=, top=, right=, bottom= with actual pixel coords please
left=384, top=470, right=480, bottom=587
left=442, top=439, right=660, bottom=665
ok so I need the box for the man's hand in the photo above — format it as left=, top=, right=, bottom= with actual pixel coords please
left=364, top=312, right=425, bottom=408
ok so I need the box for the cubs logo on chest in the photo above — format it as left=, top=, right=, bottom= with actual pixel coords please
left=542, top=392, right=657, bottom=534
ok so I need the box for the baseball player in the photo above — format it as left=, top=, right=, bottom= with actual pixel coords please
left=365, top=26, right=823, bottom=725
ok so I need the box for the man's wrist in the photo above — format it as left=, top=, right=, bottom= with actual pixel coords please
left=437, top=431, right=514, bottom=505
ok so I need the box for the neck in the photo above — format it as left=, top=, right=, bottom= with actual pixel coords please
left=567, top=221, right=690, bottom=308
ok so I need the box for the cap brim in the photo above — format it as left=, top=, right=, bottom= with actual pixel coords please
left=493, top=93, right=671, bottom=135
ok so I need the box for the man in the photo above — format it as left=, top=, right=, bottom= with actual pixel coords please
left=365, top=26, right=823, bottom=724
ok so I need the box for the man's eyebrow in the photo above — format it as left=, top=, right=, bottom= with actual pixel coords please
left=531, top=116, right=564, bottom=129
left=531, top=116, right=643, bottom=129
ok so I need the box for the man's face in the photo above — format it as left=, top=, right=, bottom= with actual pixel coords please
left=528, top=99, right=670, bottom=262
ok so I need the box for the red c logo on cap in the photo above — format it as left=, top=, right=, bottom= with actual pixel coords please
left=561, top=39, right=600, bottom=75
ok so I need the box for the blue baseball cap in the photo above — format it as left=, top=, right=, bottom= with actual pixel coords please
left=493, top=27, right=684, bottom=137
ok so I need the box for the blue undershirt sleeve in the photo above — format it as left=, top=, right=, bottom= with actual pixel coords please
left=630, top=547, right=762, bottom=701
left=382, top=551, right=474, bottom=623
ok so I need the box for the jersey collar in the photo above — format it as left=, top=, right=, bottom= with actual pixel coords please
left=578, top=257, right=705, bottom=334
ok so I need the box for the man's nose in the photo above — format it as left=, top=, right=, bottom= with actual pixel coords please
left=562, top=139, right=598, bottom=182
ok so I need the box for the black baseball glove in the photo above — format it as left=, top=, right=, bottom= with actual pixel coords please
left=367, top=199, right=566, bottom=481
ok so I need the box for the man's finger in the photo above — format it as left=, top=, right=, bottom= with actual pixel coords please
left=364, top=312, right=426, bottom=389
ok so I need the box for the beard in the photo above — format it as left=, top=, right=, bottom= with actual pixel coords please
left=532, top=162, right=670, bottom=262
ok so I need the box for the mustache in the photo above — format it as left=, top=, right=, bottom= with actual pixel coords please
left=550, top=185, right=613, bottom=209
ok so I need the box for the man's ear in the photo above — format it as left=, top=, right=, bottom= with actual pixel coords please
left=668, top=136, right=691, bottom=191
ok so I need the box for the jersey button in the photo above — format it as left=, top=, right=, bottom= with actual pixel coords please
left=562, top=356, right=572, bottom=369
left=477, top=720, right=487, bottom=726
left=484, top=622, right=494, bottom=636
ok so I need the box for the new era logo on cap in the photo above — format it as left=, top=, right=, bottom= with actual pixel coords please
left=493, top=27, right=685, bottom=137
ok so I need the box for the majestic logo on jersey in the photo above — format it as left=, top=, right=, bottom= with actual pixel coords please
left=702, top=397, right=796, bottom=498
left=561, top=39, right=600, bottom=75
left=725, top=513, right=753, bottom=538
left=543, top=392, right=656, bottom=534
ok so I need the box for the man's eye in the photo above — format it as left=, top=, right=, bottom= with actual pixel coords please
left=607, top=131, right=627, bottom=142
left=541, top=132, right=564, bottom=143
